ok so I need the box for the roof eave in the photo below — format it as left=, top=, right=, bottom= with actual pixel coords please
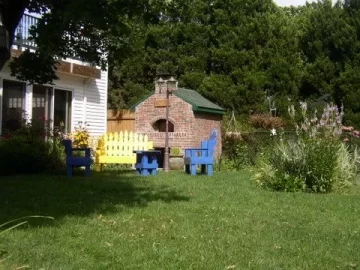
left=193, top=106, right=226, bottom=115
left=174, top=91, right=225, bottom=115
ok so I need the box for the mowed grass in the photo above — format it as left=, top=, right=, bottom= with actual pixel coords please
left=1, top=170, right=360, bottom=270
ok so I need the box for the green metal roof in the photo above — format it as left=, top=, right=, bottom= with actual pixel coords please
left=174, top=88, right=225, bottom=115
left=130, top=88, right=225, bottom=115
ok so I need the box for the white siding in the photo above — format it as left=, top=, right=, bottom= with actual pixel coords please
left=84, top=69, right=108, bottom=137
left=55, top=73, right=84, bottom=132
left=0, top=57, right=108, bottom=138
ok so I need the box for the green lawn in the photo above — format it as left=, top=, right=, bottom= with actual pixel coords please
left=1, top=170, right=360, bottom=269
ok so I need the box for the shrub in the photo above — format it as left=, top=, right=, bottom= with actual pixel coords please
left=47, top=137, right=67, bottom=172
left=255, top=102, right=358, bottom=193
left=215, top=156, right=241, bottom=172
left=0, top=122, right=66, bottom=175
left=220, top=111, right=289, bottom=172
left=219, top=131, right=277, bottom=171
left=249, top=113, right=286, bottom=130
left=256, top=138, right=357, bottom=193
left=220, top=136, right=251, bottom=171
left=0, top=136, right=46, bottom=175
left=12, top=118, right=50, bottom=139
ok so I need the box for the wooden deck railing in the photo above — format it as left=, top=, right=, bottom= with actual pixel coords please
left=12, top=14, right=92, bottom=61
left=13, top=13, right=38, bottom=49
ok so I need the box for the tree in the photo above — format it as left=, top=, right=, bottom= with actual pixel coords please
left=295, top=0, right=360, bottom=126
left=0, top=0, right=30, bottom=70
left=108, top=0, right=304, bottom=114
left=2, top=0, right=148, bottom=84
left=108, top=0, right=210, bottom=109
left=298, top=0, right=356, bottom=97
left=335, top=0, right=360, bottom=126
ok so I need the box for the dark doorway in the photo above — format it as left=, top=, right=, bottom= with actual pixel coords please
left=2, top=80, right=25, bottom=134
left=154, top=147, right=169, bottom=169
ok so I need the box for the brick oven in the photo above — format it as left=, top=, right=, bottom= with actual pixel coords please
left=132, top=76, right=225, bottom=166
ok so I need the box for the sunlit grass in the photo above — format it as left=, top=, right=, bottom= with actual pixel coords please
left=1, top=170, right=360, bottom=269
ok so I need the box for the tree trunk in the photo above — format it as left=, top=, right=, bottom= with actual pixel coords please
left=0, top=0, right=29, bottom=70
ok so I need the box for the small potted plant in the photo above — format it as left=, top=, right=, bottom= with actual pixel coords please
left=169, top=147, right=184, bottom=170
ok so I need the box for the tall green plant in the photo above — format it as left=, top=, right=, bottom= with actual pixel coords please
left=255, top=102, right=358, bottom=193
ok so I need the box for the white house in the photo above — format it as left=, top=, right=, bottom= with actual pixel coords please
left=0, top=13, right=108, bottom=139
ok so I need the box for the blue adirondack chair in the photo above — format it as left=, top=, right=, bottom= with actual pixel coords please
left=62, top=139, right=93, bottom=176
left=134, top=150, right=161, bottom=176
left=184, top=130, right=217, bottom=176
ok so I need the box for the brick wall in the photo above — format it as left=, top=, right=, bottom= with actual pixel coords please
left=135, top=90, right=223, bottom=158
left=193, top=113, right=223, bottom=158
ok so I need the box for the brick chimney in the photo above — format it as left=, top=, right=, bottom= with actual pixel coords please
left=155, top=74, right=178, bottom=94
left=155, top=77, right=165, bottom=94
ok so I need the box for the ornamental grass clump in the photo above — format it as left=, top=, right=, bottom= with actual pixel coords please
left=255, top=102, right=358, bottom=193
left=288, top=101, right=343, bottom=138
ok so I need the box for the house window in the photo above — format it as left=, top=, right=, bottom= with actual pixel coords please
left=2, top=80, right=25, bottom=133
left=153, top=119, right=174, bottom=132
left=31, top=86, right=72, bottom=134
left=32, top=85, right=51, bottom=129
left=0, top=82, right=72, bottom=135
left=54, top=89, right=72, bottom=134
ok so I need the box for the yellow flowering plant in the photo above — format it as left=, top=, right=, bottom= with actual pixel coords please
left=72, top=122, right=90, bottom=148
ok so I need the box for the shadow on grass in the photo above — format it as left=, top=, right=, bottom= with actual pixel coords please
left=0, top=170, right=190, bottom=225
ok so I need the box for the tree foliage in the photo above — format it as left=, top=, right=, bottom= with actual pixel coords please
left=5, top=0, right=360, bottom=127
left=8, top=0, right=148, bottom=84
left=108, top=0, right=360, bottom=127
left=0, top=0, right=29, bottom=69
left=109, top=0, right=303, bottom=115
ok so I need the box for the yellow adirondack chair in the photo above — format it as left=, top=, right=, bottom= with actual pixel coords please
left=95, top=131, right=153, bottom=171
